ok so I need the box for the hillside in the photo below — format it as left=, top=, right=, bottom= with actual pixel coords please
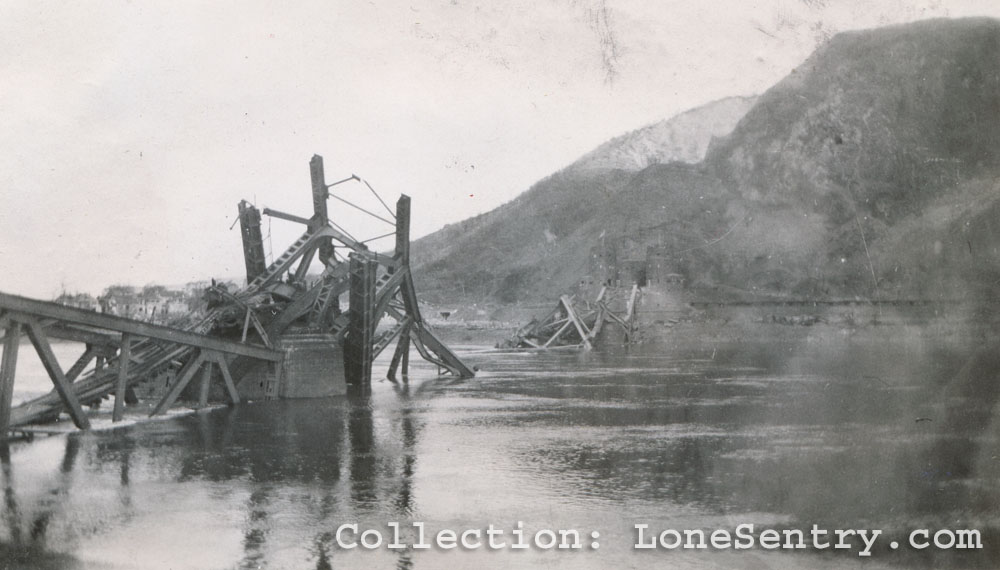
left=698, top=17, right=1000, bottom=300
left=569, top=96, right=757, bottom=172
left=412, top=18, right=1000, bottom=307
left=411, top=97, right=755, bottom=304
left=411, top=168, right=635, bottom=304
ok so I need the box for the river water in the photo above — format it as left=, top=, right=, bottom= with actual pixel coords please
left=1, top=327, right=998, bottom=569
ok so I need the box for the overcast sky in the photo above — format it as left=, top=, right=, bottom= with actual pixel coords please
left=3, top=0, right=999, bottom=297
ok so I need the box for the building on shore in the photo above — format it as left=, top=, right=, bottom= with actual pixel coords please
left=53, top=292, right=100, bottom=312
left=96, top=284, right=206, bottom=323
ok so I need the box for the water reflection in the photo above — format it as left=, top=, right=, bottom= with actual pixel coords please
left=394, top=385, right=418, bottom=518
left=0, top=334, right=996, bottom=569
left=1, top=437, right=87, bottom=569
left=349, top=397, right=377, bottom=507
left=1, top=444, right=22, bottom=546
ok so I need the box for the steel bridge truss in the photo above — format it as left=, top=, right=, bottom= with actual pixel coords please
left=0, top=155, right=473, bottom=438
left=0, top=293, right=282, bottom=435
left=235, top=156, right=474, bottom=391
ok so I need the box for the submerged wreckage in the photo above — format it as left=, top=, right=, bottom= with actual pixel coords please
left=500, top=284, right=640, bottom=350
left=0, top=155, right=474, bottom=438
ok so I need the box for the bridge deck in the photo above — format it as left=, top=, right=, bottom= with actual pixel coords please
left=0, top=292, right=282, bottom=435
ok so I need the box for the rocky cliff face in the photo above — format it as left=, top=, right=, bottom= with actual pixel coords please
left=569, top=96, right=757, bottom=172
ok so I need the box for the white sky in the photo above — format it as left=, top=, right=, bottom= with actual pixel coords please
left=3, top=0, right=999, bottom=297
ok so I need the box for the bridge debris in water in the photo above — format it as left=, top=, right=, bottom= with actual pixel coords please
left=0, top=155, right=474, bottom=439
left=500, top=284, right=640, bottom=350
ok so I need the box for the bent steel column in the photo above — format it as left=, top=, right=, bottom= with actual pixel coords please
left=0, top=322, right=21, bottom=436
left=238, top=200, right=267, bottom=284
left=345, top=253, right=377, bottom=390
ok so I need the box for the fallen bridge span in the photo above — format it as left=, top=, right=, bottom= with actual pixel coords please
left=1, top=155, right=474, bottom=439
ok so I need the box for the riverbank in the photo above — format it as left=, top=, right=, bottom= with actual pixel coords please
left=426, top=298, right=1000, bottom=354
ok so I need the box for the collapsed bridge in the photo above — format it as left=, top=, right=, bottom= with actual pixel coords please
left=500, top=284, right=641, bottom=350
left=0, top=155, right=474, bottom=438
